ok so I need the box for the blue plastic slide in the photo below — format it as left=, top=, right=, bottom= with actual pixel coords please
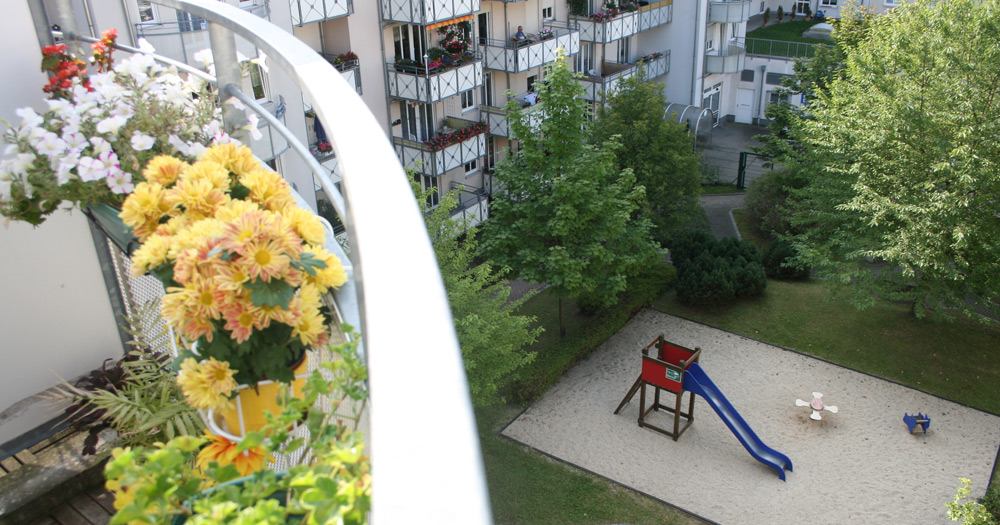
left=682, top=363, right=793, bottom=481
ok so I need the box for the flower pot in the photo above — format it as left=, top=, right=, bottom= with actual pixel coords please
left=213, top=354, right=309, bottom=440
left=84, top=203, right=139, bottom=255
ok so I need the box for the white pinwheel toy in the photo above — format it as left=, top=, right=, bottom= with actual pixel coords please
left=796, top=392, right=838, bottom=420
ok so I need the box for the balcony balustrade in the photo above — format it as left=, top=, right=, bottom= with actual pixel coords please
left=393, top=118, right=487, bottom=177
left=47, top=1, right=489, bottom=522
left=323, top=55, right=363, bottom=94
left=134, top=1, right=268, bottom=64
left=705, top=38, right=746, bottom=74
left=482, top=24, right=580, bottom=74
left=481, top=96, right=544, bottom=139
left=380, top=0, right=480, bottom=25
left=576, top=50, right=670, bottom=102
left=291, top=0, right=353, bottom=25
left=572, top=0, right=672, bottom=44
left=745, top=37, right=827, bottom=59
left=386, top=54, right=484, bottom=103
left=707, top=0, right=753, bottom=23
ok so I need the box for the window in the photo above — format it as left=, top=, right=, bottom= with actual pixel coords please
left=883, top=0, right=897, bottom=5
left=248, top=62, right=267, bottom=100
left=464, top=159, right=478, bottom=176
left=137, top=0, right=156, bottom=22
left=486, top=137, right=496, bottom=170
left=393, top=24, right=426, bottom=63
left=740, top=69, right=755, bottom=82
left=413, top=173, right=440, bottom=207
left=542, top=6, right=554, bottom=19
left=820, top=0, right=837, bottom=6
left=617, top=38, right=631, bottom=63
left=760, top=1, right=765, bottom=13
left=400, top=102, right=432, bottom=141
left=765, top=72, right=792, bottom=86
left=482, top=72, right=494, bottom=107
left=576, top=43, right=594, bottom=75
left=176, top=10, right=206, bottom=32
left=527, top=75, right=537, bottom=92
left=461, top=90, right=475, bottom=111
left=768, top=91, right=790, bottom=107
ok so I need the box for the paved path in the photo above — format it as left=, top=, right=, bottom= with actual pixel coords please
left=700, top=193, right=746, bottom=240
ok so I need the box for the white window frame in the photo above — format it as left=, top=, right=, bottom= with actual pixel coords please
left=820, top=0, right=837, bottom=6
left=542, top=6, right=554, bottom=20
left=137, top=0, right=157, bottom=22
left=617, top=37, right=631, bottom=63
left=461, top=89, right=475, bottom=111
left=413, top=173, right=440, bottom=207
left=244, top=60, right=269, bottom=101
left=464, top=159, right=479, bottom=176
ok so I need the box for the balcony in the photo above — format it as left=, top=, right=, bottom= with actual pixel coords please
left=481, top=95, right=545, bottom=139
left=483, top=24, right=580, bottom=74
left=394, top=118, right=487, bottom=176
left=707, top=0, right=753, bottom=23
left=380, top=0, right=480, bottom=25
left=133, top=1, right=268, bottom=63
left=291, top=0, right=353, bottom=25
left=323, top=54, right=363, bottom=94
left=705, top=38, right=746, bottom=74
left=572, top=0, right=673, bottom=44
left=576, top=51, right=670, bottom=102
left=386, top=54, right=483, bottom=103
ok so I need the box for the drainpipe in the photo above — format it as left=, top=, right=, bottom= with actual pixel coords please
left=119, top=0, right=137, bottom=46
left=690, top=0, right=703, bottom=105
left=756, top=63, right=766, bottom=124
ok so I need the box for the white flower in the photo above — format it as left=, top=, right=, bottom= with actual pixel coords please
left=35, top=132, right=68, bottom=157
left=62, top=129, right=87, bottom=151
left=167, top=135, right=191, bottom=156
left=96, top=115, right=129, bottom=136
left=46, top=98, right=73, bottom=117
left=15, top=107, right=43, bottom=129
left=131, top=133, right=155, bottom=151
left=89, top=137, right=112, bottom=156
left=0, top=175, right=12, bottom=201
left=76, top=156, right=104, bottom=182
left=105, top=170, right=134, bottom=194
left=246, top=113, right=263, bottom=141
left=188, top=143, right=207, bottom=158
left=137, top=38, right=156, bottom=53
left=203, top=120, right=223, bottom=139
left=10, top=153, right=36, bottom=175
left=193, top=48, right=214, bottom=68
left=54, top=159, right=76, bottom=186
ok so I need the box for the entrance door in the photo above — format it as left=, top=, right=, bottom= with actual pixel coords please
left=735, top=88, right=754, bottom=124
left=478, top=12, right=490, bottom=46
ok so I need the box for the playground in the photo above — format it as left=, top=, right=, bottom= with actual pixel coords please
left=501, top=309, right=1000, bottom=524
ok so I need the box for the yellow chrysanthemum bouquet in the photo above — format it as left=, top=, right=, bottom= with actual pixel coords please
left=119, top=143, right=347, bottom=432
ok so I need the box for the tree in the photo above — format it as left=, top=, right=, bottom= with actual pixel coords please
left=414, top=184, right=542, bottom=406
left=482, top=51, right=659, bottom=335
left=592, top=68, right=702, bottom=245
left=785, top=0, right=1000, bottom=321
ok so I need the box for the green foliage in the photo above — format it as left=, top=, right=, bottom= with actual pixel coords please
left=414, top=183, right=541, bottom=406
left=568, top=0, right=588, bottom=15
left=744, top=168, right=809, bottom=237
left=764, top=239, right=810, bottom=279
left=105, top=335, right=370, bottom=525
left=946, top=478, right=997, bottom=525
left=982, top=485, right=1000, bottom=523
left=786, top=0, right=1000, bottom=322
left=483, top=51, right=659, bottom=313
left=592, top=68, right=702, bottom=245
left=670, top=232, right=766, bottom=305
left=777, top=5, right=784, bottom=20
left=764, top=7, right=771, bottom=25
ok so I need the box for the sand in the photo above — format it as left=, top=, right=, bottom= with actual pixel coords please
left=501, top=309, right=1000, bottom=525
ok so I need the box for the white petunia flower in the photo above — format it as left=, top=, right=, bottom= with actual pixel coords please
left=35, top=132, right=68, bottom=157
left=246, top=113, right=263, bottom=141
left=54, top=159, right=76, bottom=185
left=89, top=137, right=112, bottom=156
left=46, top=98, right=74, bottom=117
left=105, top=170, right=134, bottom=195
left=167, top=135, right=191, bottom=156
left=76, top=156, right=104, bottom=182
left=96, top=115, right=129, bottom=136
left=193, top=49, right=214, bottom=68
left=188, top=142, right=207, bottom=158
left=10, top=153, right=36, bottom=175
left=131, top=133, right=155, bottom=151
left=137, top=38, right=156, bottom=53
left=62, top=129, right=87, bottom=151
left=15, top=107, right=43, bottom=129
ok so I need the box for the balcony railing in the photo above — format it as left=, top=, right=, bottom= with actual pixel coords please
left=481, top=97, right=544, bottom=139
left=393, top=119, right=487, bottom=177
left=134, top=1, right=269, bottom=64
left=291, top=0, right=353, bottom=25
left=386, top=54, right=484, bottom=103
left=705, top=38, right=746, bottom=74
left=576, top=50, right=670, bottom=102
left=707, top=0, right=753, bottom=23
left=380, top=0, right=480, bottom=25
left=745, top=37, right=828, bottom=59
left=51, top=1, right=490, bottom=522
left=322, top=55, right=362, bottom=94
left=483, top=24, right=580, bottom=73
left=572, top=0, right=673, bottom=44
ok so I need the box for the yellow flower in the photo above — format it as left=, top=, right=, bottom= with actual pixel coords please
left=165, top=177, right=231, bottom=220
left=196, top=432, right=270, bottom=476
left=293, top=307, right=328, bottom=347
left=105, top=477, right=136, bottom=511
left=242, top=239, right=291, bottom=282
left=130, top=234, right=172, bottom=277
left=118, top=182, right=173, bottom=241
left=214, top=199, right=260, bottom=222
left=282, top=205, right=328, bottom=246
left=177, top=358, right=237, bottom=410
left=181, top=159, right=230, bottom=192
left=200, top=143, right=259, bottom=179
left=303, top=246, right=348, bottom=291
left=240, top=168, right=294, bottom=211
left=143, top=155, right=189, bottom=187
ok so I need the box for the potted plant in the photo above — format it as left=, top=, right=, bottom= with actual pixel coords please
left=778, top=5, right=784, bottom=21
left=763, top=7, right=771, bottom=25
left=804, top=4, right=812, bottom=19
left=119, top=143, right=349, bottom=438
left=538, top=28, right=554, bottom=40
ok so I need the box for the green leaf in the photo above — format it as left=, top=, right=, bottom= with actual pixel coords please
left=291, top=251, right=328, bottom=276
left=246, top=279, right=296, bottom=308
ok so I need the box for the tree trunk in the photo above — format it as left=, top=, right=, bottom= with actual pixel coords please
left=558, top=297, right=566, bottom=338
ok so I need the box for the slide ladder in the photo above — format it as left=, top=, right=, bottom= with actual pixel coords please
left=682, top=363, right=793, bottom=481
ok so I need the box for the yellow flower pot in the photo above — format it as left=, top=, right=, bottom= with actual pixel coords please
left=218, top=354, right=308, bottom=438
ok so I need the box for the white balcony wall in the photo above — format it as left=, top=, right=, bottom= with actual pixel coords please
left=707, top=0, right=753, bottom=23
left=577, top=51, right=669, bottom=102
left=483, top=31, right=580, bottom=74
left=574, top=0, right=673, bottom=44
left=394, top=133, right=486, bottom=176
left=482, top=103, right=544, bottom=140
left=386, top=61, right=484, bottom=103
left=290, top=0, right=353, bottom=26
left=705, top=43, right=746, bottom=74
left=380, top=0, right=480, bottom=25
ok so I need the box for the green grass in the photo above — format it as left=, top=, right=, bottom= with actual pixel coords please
left=732, top=208, right=770, bottom=253
left=746, top=20, right=830, bottom=58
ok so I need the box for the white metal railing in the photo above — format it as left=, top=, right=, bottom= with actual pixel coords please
left=481, top=99, right=544, bottom=139
left=380, top=0, right=480, bottom=25
left=705, top=38, right=746, bottom=74
left=707, top=0, right=753, bottom=23
left=46, top=0, right=491, bottom=523
left=290, top=0, right=353, bottom=26
left=482, top=25, right=580, bottom=74
left=572, top=0, right=673, bottom=44
left=576, top=51, right=669, bottom=102
left=386, top=56, right=484, bottom=103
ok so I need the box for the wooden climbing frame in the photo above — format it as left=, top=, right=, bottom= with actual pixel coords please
left=614, top=334, right=702, bottom=441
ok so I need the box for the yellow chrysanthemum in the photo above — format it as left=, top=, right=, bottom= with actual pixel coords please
left=165, top=177, right=231, bottom=220
left=196, top=432, right=270, bottom=476
left=180, top=159, right=230, bottom=192
left=302, top=246, right=348, bottom=291
left=118, top=182, right=173, bottom=241
left=282, top=205, right=327, bottom=246
left=130, top=234, right=172, bottom=277
left=214, top=199, right=260, bottom=222
left=240, top=168, right=294, bottom=211
left=143, top=155, right=189, bottom=187
left=293, top=307, right=328, bottom=347
left=200, top=143, right=259, bottom=179
left=161, top=290, right=214, bottom=342
left=177, top=358, right=237, bottom=410
left=219, top=210, right=267, bottom=256
left=242, top=239, right=291, bottom=282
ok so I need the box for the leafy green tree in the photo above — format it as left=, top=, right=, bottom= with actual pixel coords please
left=592, top=68, right=702, bottom=245
left=786, top=0, right=1000, bottom=321
left=482, top=51, right=659, bottom=335
left=414, top=184, right=541, bottom=406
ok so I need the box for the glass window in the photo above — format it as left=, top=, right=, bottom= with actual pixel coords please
left=413, top=173, right=440, bottom=207
left=176, top=10, right=206, bottom=32
left=461, top=89, right=475, bottom=110
left=464, top=159, right=478, bottom=175
left=248, top=62, right=267, bottom=100
left=820, top=0, right=837, bottom=6
left=768, top=91, right=790, bottom=106
left=765, top=72, right=792, bottom=85
left=740, top=69, right=755, bottom=82
left=137, top=0, right=156, bottom=22
left=542, top=6, right=554, bottom=19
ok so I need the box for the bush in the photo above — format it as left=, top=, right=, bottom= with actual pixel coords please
left=676, top=253, right=736, bottom=305
left=668, top=229, right=716, bottom=268
left=672, top=236, right=766, bottom=306
left=744, top=168, right=808, bottom=238
left=981, top=484, right=1000, bottom=523
left=732, top=259, right=767, bottom=297
left=763, top=239, right=810, bottom=279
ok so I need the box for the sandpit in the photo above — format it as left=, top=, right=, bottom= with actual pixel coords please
left=501, top=309, right=1000, bottom=524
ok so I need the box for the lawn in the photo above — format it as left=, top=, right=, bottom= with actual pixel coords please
left=745, top=19, right=830, bottom=58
